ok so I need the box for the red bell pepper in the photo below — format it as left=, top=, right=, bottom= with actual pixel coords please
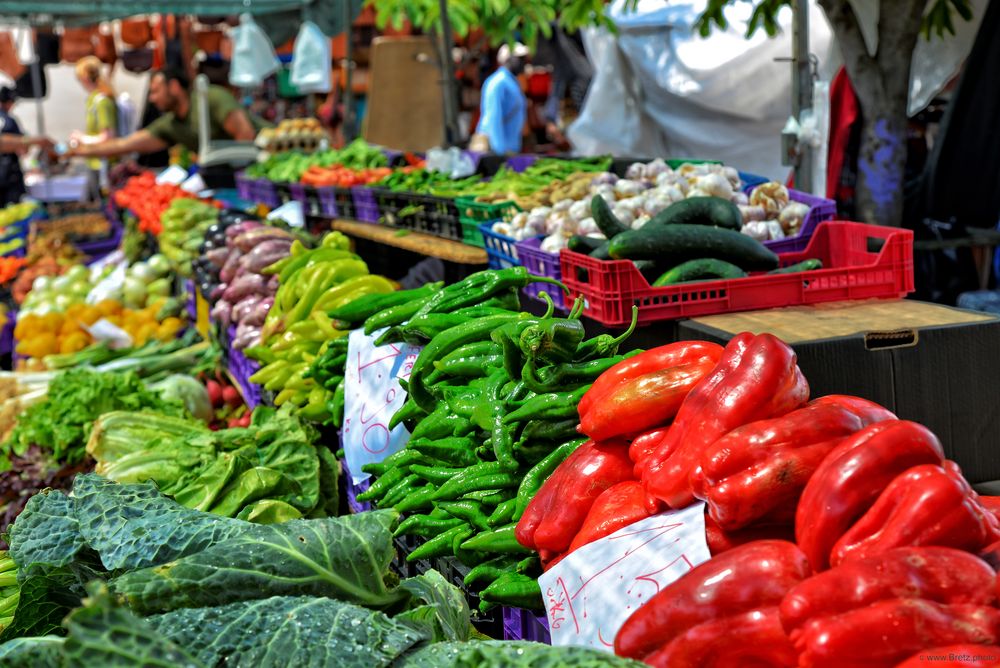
left=579, top=358, right=718, bottom=442
left=793, top=598, right=1000, bottom=668
left=614, top=539, right=811, bottom=661
left=515, top=438, right=633, bottom=553
left=577, top=341, right=723, bottom=418
left=895, top=645, right=1000, bottom=667
left=703, top=512, right=796, bottom=556
left=565, top=481, right=661, bottom=555
left=628, top=426, right=671, bottom=467
left=640, top=332, right=809, bottom=509
left=795, top=420, right=946, bottom=572
left=780, top=546, right=998, bottom=635
left=692, top=395, right=896, bottom=530
left=830, top=462, right=1000, bottom=567
left=980, top=496, right=1000, bottom=523
left=643, top=607, right=797, bottom=668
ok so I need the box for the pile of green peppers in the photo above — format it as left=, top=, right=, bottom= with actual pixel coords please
left=343, top=268, right=639, bottom=613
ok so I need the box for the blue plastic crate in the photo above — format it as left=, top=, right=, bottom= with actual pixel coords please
left=478, top=223, right=521, bottom=270
left=738, top=170, right=771, bottom=189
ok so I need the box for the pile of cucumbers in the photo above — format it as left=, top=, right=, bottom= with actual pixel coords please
left=570, top=195, right=822, bottom=286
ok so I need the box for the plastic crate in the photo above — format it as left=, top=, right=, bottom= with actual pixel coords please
left=505, top=154, right=539, bottom=173
left=289, top=183, right=320, bottom=216
left=250, top=179, right=281, bottom=208
left=76, top=215, right=124, bottom=260
left=274, top=182, right=293, bottom=204
left=226, top=325, right=262, bottom=409
left=340, top=458, right=372, bottom=514
left=515, top=236, right=567, bottom=311
left=0, top=310, right=15, bottom=356
left=503, top=607, right=551, bottom=643
left=352, top=186, right=379, bottom=223
left=374, top=190, right=464, bottom=241
left=738, top=170, right=771, bottom=189
left=478, top=224, right=522, bottom=270
left=457, top=198, right=520, bottom=247
left=235, top=172, right=255, bottom=201
left=561, top=221, right=914, bottom=327
left=744, top=185, right=839, bottom=253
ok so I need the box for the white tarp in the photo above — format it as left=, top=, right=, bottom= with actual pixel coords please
left=569, top=0, right=985, bottom=185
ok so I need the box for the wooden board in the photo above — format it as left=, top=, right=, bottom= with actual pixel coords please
left=329, top=219, right=487, bottom=265
left=688, top=300, right=996, bottom=344
left=363, top=36, right=444, bottom=151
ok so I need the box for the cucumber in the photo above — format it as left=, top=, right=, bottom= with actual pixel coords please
left=653, top=259, right=747, bottom=286
left=769, top=259, right=823, bottom=274
left=568, top=234, right=606, bottom=254
left=647, top=196, right=742, bottom=231
left=589, top=241, right=612, bottom=260
left=633, top=260, right=662, bottom=283
left=590, top=195, right=630, bottom=238
left=608, top=224, right=780, bottom=271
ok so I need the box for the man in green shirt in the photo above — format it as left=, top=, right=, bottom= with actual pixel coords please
left=71, top=68, right=258, bottom=160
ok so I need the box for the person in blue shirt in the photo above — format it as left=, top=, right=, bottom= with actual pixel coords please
left=472, top=43, right=529, bottom=154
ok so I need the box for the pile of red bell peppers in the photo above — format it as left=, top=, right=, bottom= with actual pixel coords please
left=514, top=331, right=1000, bottom=667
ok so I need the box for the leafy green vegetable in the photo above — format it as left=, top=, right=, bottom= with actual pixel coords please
left=88, top=406, right=338, bottom=521
left=395, top=570, right=471, bottom=643
left=0, top=636, right=63, bottom=667
left=2, top=369, right=187, bottom=469
left=111, top=511, right=406, bottom=613
left=394, top=641, right=647, bottom=667
left=146, top=596, right=423, bottom=668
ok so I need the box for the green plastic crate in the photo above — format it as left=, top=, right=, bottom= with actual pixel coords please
left=456, top=197, right=520, bottom=247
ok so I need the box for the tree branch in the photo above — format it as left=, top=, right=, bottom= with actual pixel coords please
left=818, top=0, right=881, bottom=103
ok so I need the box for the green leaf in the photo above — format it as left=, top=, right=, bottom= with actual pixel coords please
left=71, top=475, right=245, bottom=572
left=144, top=596, right=424, bottom=668
left=0, top=568, right=92, bottom=641
left=7, top=491, right=84, bottom=578
left=61, top=591, right=205, bottom=668
left=110, top=510, right=405, bottom=613
left=0, top=636, right=63, bottom=667
left=395, top=570, right=471, bottom=642
left=393, top=640, right=648, bottom=667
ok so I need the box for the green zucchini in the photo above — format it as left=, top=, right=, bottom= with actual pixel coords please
left=652, top=259, right=747, bottom=286
left=608, top=224, right=780, bottom=271
left=590, top=195, right=630, bottom=238
left=647, top=196, right=743, bottom=231
left=589, top=241, right=612, bottom=260
left=633, top=260, right=662, bottom=283
left=769, top=259, right=823, bottom=274
left=568, top=234, right=606, bottom=254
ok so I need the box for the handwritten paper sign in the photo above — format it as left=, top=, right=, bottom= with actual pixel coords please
left=539, top=502, right=710, bottom=652
left=155, top=165, right=189, bottom=186
left=342, top=327, right=421, bottom=484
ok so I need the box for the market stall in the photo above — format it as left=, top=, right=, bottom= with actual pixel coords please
left=0, top=110, right=996, bottom=668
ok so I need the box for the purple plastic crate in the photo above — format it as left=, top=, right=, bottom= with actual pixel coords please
left=743, top=184, right=838, bottom=253
left=341, top=458, right=372, bottom=513
left=251, top=179, right=281, bottom=208
left=479, top=223, right=521, bottom=270
left=289, top=183, right=322, bottom=216
left=226, top=325, right=262, bottom=409
left=505, top=154, right=539, bottom=173
left=502, top=606, right=551, bottom=643
left=0, top=310, right=15, bottom=356
left=184, top=280, right=197, bottom=321
left=515, top=236, right=567, bottom=311
left=352, top=186, right=379, bottom=223
left=235, top=172, right=254, bottom=201
left=316, top=186, right=341, bottom=218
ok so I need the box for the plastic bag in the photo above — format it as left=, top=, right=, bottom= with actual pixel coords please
left=229, top=14, right=280, bottom=87
left=291, top=21, right=332, bottom=93
left=426, top=147, right=476, bottom=179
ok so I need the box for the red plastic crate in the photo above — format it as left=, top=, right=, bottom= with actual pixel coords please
left=560, top=221, right=914, bottom=327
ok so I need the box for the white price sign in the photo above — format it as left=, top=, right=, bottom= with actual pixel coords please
left=539, top=503, right=711, bottom=652
left=342, top=328, right=421, bottom=484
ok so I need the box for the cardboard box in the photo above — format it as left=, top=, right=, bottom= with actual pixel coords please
left=677, top=300, right=1000, bottom=484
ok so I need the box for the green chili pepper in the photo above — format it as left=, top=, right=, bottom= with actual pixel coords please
left=393, top=484, right=438, bottom=513
left=521, top=353, right=636, bottom=395
left=471, top=370, right=518, bottom=471
left=355, top=467, right=407, bottom=502
left=378, top=473, right=421, bottom=508
left=407, top=437, right=478, bottom=466
left=479, top=572, right=543, bottom=612
left=406, top=524, right=470, bottom=562
left=432, top=470, right=520, bottom=501
left=330, top=382, right=346, bottom=428
left=377, top=312, right=472, bottom=346
left=519, top=317, right=586, bottom=365
left=574, top=306, right=639, bottom=361
left=460, top=489, right=508, bottom=505
left=460, top=524, right=531, bottom=554
left=516, top=418, right=580, bottom=446
left=408, top=407, right=473, bottom=440
left=388, top=398, right=427, bottom=430
left=433, top=353, right=504, bottom=378
left=487, top=498, right=518, bottom=527
left=437, top=500, right=492, bottom=531
left=409, top=464, right=464, bottom=486
left=502, top=385, right=590, bottom=425
left=363, top=294, right=434, bottom=334
left=394, top=513, right=464, bottom=538
left=408, top=314, right=528, bottom=412
left=463, top=556, right=519, bottom=588
left=514, top=438, right=588, bottom=519
left=414, top=267, right=567, bottom=320
left=329, top=282, right=442, bottom=324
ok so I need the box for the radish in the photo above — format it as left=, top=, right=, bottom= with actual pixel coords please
left=205, top=380, right=223, bottom=408
left=222, top=386, right=242, bottom=408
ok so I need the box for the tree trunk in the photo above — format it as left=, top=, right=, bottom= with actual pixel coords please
left=854, top=93, right=909, bottom=226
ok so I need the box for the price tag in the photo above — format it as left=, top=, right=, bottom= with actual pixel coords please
left=539, top=503, right=710, bottom=652
left=84, top=319, right=133, bottom=349
left=155, top=165, right=189, bottom=186
left=181, top=173, right=207, bottom=194
left=267, top=200, right=305, bottom=228
left=342, top=327, right=421, bottom=484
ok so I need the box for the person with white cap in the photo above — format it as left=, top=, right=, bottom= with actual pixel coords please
left=470, top=42, right=529, bottom=154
